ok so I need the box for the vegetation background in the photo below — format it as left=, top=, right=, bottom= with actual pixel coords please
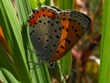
left=0, top=0, right=110, bottom=83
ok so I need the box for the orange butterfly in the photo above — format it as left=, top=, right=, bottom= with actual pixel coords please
left=28, top=6, right=91, bottom=66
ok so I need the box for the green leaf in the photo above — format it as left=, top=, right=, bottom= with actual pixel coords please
left=99, top=0, right=110, bottom=83
left=55, top=0, right=74, bottom=9
left=0, top=0, right=31, bottom=82
left=0, top=43, right=19, bottom=82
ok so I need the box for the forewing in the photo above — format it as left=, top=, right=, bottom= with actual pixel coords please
left=28, top=6, right=62, bottom=61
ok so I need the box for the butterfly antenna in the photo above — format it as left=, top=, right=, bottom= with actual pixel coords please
left=57, top=62, right=77, bottom=73
left=24, top=46, right=37, bottom=54
left=24, top=46, right=42, bottom=69
left=56, top=64, right=67, bottom=80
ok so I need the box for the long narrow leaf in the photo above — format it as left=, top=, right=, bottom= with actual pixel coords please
left=99, top=0, right=110, bottom=83
left=0, top=0, right=31, bottom=82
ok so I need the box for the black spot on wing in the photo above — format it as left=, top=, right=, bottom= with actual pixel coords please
left=60, top=45, right=64, bottom=49
left=56, top=35, right=60, bottom=39
left=56, top=51, right=59, bottom=53
left=65, top=38, right=71, bottom=43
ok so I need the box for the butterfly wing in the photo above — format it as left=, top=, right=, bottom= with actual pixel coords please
left=49, top=6, right=62, bottom=12
left=28, top=6, right=62, bottom=62
left=49, top=11, right=91, bottom=62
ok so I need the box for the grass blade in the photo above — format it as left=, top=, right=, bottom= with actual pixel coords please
left=0, top=0, right=31, bottom=82
left=99, top=0, right=110, bottom=83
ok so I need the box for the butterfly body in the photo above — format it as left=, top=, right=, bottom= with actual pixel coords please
left=28, top=6, right=91, bottom=63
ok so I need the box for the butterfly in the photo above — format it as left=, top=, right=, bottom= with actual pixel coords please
left=28, top=6, right=91, bottom=66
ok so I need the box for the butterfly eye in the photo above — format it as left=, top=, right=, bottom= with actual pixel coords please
left=49, top=62, right=55, bottom=68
